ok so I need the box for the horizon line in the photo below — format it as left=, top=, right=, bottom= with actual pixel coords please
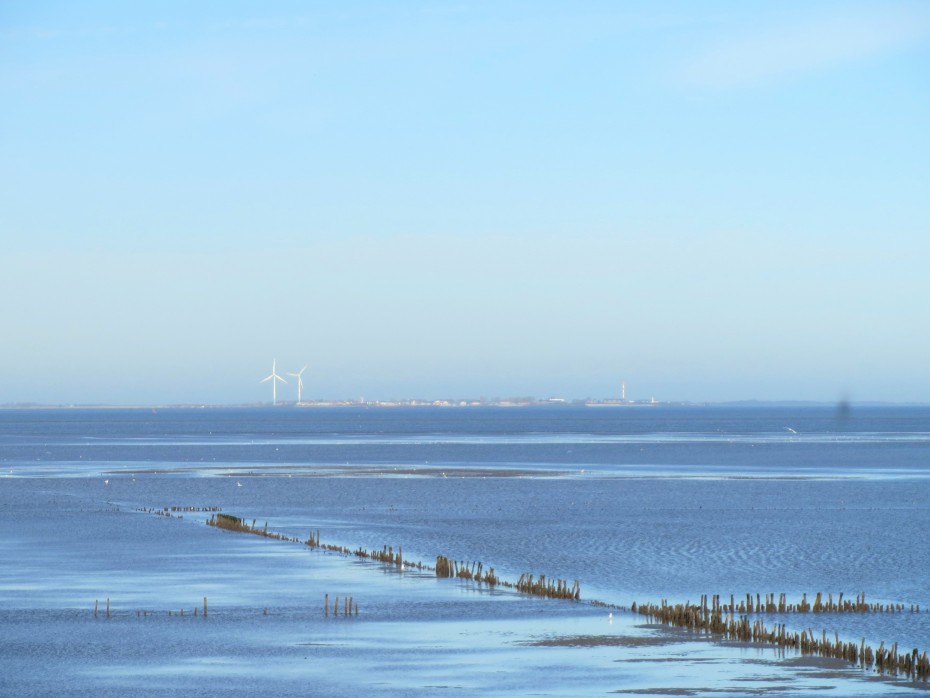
left=2, top=398, right=927, bottom=410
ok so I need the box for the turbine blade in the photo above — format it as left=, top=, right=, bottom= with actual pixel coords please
left=260, top=375, right=273, bottom=383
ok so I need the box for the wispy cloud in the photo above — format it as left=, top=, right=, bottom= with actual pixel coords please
left=683, top=5, right=930, bottom=90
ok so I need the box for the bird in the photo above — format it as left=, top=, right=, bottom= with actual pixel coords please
left=784, top=427, right=797, bottom=434
left=608, top=612, right=613, bottom=623
left=103, top=479, right=109, bottom=486
left=236, top=481, right=242, bottom=487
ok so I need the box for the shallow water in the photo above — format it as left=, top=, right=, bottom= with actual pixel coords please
left=2, top=405, right=929, bottom=696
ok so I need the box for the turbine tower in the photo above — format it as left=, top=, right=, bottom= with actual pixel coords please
left=260, top=359, right=287, bottom=405
left=288, top=365, right=308, bottom=405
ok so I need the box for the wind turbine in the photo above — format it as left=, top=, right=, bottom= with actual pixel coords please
left=260, top=359, right=287, bottom=405
left=288, top=365, right=308, bottom=404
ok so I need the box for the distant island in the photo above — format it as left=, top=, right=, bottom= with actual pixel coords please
left=4, top=398, right=922, bottom=410
left=0, top=397, right=670, bottom=410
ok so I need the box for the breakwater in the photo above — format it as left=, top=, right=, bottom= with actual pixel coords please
left=169, top=508, right=928, bottom=682
left=205, top=510, right=579, bottom=602
left=634, top=597, right=930, bottom=681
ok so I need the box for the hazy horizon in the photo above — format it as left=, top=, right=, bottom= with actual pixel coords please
left=3, top=394, right=925, bottom=409
left=3, top=1, right=929, bottom=406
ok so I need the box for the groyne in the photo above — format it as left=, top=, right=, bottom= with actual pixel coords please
left=151, top=507, right=929, bottom=681
left=634, top=597, right=929, bottom=681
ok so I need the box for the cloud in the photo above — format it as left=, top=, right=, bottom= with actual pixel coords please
left=683, top=5, right=930, bottom=90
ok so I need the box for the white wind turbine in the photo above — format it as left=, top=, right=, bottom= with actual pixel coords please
left=260, top=359, right=287, bottom=405
left=288, top=365, right=308, bottom=404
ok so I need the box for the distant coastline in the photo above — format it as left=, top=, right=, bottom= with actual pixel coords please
left=1, top=398, right=925, bottom=410
left=0, top=398, right=664, bottom=410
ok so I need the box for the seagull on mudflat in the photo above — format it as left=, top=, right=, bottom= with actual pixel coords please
left=236, top=481, right=242, bottom=487
left=784, top=427, right=797, bottom=434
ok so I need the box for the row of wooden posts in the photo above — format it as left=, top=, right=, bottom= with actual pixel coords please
left=158, top=508, right=930, bottom=682
left=324, top=593, right=358, bottom=617
left=634, top=598, right=930, bottom=681
left=433, top=554, right=579, bottom=600
left=95, top=596, right=209, bottom=618
left=209, top=510, right=584, bottom=604
left=139, top=506, right=221, bottom=520
left=306, top=530, right=429, bottom=571
left=695, top=592, right=920, bottom=615
left=516, top=574, right=581, bottom=601
left=94, top=595, right=359, bottom=619
left=208, top=513, right=302, bottom=543
left=435, top=555, right=499, bottom=585
left=306, top=530, right=580, bottom=603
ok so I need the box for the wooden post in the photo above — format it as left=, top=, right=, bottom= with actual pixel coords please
left=106, top=598, right=110, bottom=618
left=94, top=599, right=98, bottom=618
left=204, top=596, right=208, bottom=618
left=325, top=593, right=329, bottom=616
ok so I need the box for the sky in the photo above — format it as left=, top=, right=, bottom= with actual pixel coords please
left=2, top=1, right=929, bottom=405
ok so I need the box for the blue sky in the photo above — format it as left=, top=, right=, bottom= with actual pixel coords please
left=2, top=1, right=929, bottom=404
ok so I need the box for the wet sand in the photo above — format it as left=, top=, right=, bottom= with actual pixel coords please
left=2, top=485, right=925, bottom=697
left=6, top=401, right=930, bottom=697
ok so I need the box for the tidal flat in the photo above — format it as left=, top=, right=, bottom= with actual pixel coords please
left=3, top=406, right=930, bottom=696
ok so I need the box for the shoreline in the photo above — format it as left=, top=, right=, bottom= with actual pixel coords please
left=4, top=401, right=928, bottom=410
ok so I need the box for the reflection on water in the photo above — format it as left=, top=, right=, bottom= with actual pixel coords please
left=2, top=406, right=929, bottom=696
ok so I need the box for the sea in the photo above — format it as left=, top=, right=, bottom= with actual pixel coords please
left=2, top=404, right=929, bottom=697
